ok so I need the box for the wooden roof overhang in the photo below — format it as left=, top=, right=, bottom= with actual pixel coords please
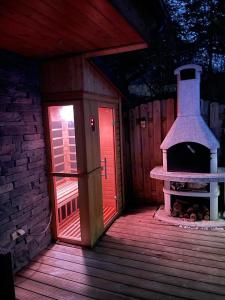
left=0, top=0, right=147, bottom=59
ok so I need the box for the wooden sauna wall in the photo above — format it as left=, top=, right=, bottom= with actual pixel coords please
left=82, top=59, right=124, bottom=211
left=42, top=55, right=124, bottom=246
left=41, top=56, right=83, bottom=94
left=126, top=99, right=225, bottom=204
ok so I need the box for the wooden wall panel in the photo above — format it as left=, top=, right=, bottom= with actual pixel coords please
left=87, top=169, right=104, bottom=246
left=133, top=106, right=144, bottom=199
left=42, top=57, right=120, bottom=101
left=128, top=109, right=136, bottom=197
left=114, top=104, right=123, bottom=211
left=139, top=104, right=151, bottom=200
left=127, top=99, right=175, bottom=204
left=152, top=100, right=163, bottom=201
left=41, top=56, right=83, bottom=94
left=83, top=99, right=101, bottom=172
left=82, top=60, right=120, bottom=98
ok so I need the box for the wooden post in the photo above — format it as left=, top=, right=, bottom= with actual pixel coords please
left=210, top=182, right=219, bottom=220
left=153, top=100, right=163, bottom=202
left=164, top=181, right=171, bottom=215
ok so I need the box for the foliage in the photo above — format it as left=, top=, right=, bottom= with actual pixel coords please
left=94, top=0, right=225, bottom=107
left=166, top=0, right=225, bottom=73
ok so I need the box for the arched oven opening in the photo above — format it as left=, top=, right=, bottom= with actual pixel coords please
left=167, top=142, right=210, bottom=173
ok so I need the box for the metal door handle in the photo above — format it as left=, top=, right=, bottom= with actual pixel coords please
left=101, top=157, right=107, bottom=179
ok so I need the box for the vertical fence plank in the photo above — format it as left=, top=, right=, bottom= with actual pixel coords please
left=148, top=102, right=154, bottom=200
left=210, top=102, right=220, bottom=138
left=201, top=99, right=209, bottom=123
left=140, top=103, right=151, bottom=201
left=129, top=108, right=136, bottom=199
left=161, top=100, right=167, bottom=140
left=152, top=100, right=163, bottom=202
left=127, top=98, right=175, bottom=204
left=133, top=106, right=144, bottom=199
left=153, top=100, right=162, bottom=164
left=122, top=111, right=132, bottom=204
left=219, top=104, right=225, bottom=164
left=166, top=98, right=175, bottom=132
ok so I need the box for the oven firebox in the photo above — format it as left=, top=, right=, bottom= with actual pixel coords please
left=167, top=142, right=210, bottom=173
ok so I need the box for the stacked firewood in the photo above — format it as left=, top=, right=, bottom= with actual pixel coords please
left=171, top=199, right=210, bottom=221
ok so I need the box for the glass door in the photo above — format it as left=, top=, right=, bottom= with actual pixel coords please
left=48, top=105, right=81, bottom=241
left=98, top=107, right=117, bottom=226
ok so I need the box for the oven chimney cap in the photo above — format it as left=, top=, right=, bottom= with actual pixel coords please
left=174, top=64, right=202, bottom=76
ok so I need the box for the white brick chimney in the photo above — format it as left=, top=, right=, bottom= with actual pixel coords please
left=161, top=64, right=219, bottom=152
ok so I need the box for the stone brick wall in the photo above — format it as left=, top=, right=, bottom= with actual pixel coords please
left=0, top=50, right=51, bottom=272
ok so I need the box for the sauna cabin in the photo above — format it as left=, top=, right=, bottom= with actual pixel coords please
left=42, top=56, right=123, bottom=246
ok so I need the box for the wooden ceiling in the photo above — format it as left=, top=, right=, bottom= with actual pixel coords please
left=0, top=0, right=147, bottom=59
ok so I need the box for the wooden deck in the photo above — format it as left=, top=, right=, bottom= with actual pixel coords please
left=15, top=206, right=225, bottom=300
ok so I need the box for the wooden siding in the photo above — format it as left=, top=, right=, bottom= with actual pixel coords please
left=127, top=99, right=175, bottom=203
left=126, top=99, right=225, bottom=204
left=41, top=57, right=84, bottom=94
left=15, top=206, right=225, bottom=300
left=42, top=57, right=120, bottom=99
left=0, top=0, right=145, bottom=58
left=115, top=103, right=123, bottom=211
left=83, top=59, right=120, bottom=98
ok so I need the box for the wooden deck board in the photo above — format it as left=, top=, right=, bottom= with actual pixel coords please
left=15, top=206, right=225, bottom=300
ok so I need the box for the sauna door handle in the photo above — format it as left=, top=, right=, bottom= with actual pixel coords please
left=101, top=158, right=107, bottom=179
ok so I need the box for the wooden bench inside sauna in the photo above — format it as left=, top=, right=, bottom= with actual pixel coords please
left=56, top=179, right=80, bottom=239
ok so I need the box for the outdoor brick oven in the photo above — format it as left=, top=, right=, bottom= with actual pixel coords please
left=150, top=64, right=225, bottom=222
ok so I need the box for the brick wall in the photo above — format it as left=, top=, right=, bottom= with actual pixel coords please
left=0, top=50, right=51, bottom=272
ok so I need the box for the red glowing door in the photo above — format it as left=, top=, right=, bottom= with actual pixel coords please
left=98, top=107, right=117, bottom=226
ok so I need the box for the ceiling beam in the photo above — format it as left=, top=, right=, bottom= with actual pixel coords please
left=83, top=43, right=148, bottom=58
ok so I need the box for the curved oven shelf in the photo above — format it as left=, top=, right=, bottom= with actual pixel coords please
left=163, top=188, right=219, bottom=198
left=150, top=166, right=225, bottom=183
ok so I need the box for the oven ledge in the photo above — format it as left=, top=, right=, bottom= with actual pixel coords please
left=150, top=166, right=225, bottom=183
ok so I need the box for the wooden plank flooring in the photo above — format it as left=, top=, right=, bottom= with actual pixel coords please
left=58, top=206, right=116, bottom=240
left=15, top=207, right=225, bottom=300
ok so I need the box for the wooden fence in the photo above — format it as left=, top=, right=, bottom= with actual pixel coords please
left=124, top=99, right=225, bottom=204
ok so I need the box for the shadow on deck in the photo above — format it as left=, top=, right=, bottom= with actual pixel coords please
left=15, top=206, right=225, bottom=300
